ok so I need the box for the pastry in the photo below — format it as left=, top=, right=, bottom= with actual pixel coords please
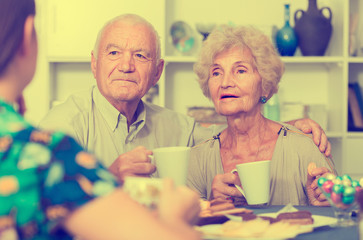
left=276, top=210, right=314, bottom=225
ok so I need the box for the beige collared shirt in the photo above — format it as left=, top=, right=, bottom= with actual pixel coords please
left=39, top=86, right=224, bottom=167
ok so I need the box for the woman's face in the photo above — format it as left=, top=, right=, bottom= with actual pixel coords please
left=208, top=46, right=264, bottom=117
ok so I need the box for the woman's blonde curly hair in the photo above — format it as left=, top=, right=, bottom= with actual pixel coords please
left=193, top=25, right=285, bottom=101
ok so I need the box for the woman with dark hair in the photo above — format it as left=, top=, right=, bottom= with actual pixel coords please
left=0, top=0, right=201, bottom=239
left=0, top=0, right=36, bottom=74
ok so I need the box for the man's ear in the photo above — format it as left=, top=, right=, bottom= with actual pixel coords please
left=19, top=16, right=35, bottom=57
left=91, top=51, right=97, bottom=79
left=152, top=59, right=164, bottom=86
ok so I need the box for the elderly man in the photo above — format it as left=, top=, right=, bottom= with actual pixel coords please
left=39, top=14, right=331, bottom=182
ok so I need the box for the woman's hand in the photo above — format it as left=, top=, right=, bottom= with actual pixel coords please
left=158, top=178, right=201, bottom=225
left=290, top=118, right=331, bottom=157
left=306, top=165, right=331, bottom=206
left=210, top=172, right=244, bottom=200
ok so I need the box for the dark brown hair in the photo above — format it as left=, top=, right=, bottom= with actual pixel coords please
left=0, top=0, right=36, bottom=75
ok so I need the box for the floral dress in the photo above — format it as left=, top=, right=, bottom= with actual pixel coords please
left=0, top=100, right=118, bottom=239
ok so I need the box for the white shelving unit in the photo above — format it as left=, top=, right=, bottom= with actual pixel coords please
left=26, top=0, right=363, bottom=179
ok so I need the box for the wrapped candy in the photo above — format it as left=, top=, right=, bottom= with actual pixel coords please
left=330, top=192, right=341, bottom=204
left=318, top=174, right=362, bottom=209
left=322, top=180, right=334, bottom=194
left=318, top=174, right=363, bottom=226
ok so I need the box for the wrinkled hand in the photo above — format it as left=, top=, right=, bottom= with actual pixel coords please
left=306, top=165, right=331, bottom=206
left=210, top=172, right=243, bottom=200
left=108, top=146, right=156, bottom=183
left=293, top=118, right=331, bottom=157
left=158, top=179, right=201, bottom=225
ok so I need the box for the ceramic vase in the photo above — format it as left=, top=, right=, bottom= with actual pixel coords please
left=294, top=0, right=333, bottom=56
left=275, top=4, right=298, bottom=56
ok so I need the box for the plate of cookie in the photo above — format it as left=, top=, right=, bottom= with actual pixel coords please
left=195, top=217, right=313, bottom=240
left=258, top=212, right=337, bottom=228
left=226, top=210, right=337, bottom=229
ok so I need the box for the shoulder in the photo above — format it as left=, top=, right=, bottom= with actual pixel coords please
left=189, top=138, right=220, bottom=173
left=39, top=87, right=94, bottom=128
left=20, top=127, right=108, bottom=173
left=144, top=101, right=195, bottom=126
left=6, top=125, right=82, bottom=160
left=50, top=87, right=93, bottom=116
left=0, top=104, right=31, bottom=135
left=25, top=127, right=80, bottom=151
left=281, top=123, right=316, bottom=145
left=278, top=123, right=328, bottom=160
left=191, top=137, right=219, bottom=158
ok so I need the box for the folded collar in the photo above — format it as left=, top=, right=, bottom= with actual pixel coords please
left=93, top=86, right=146, bottom=132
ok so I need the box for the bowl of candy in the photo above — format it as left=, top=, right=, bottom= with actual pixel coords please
left=318, top=174, right=363, bottom=227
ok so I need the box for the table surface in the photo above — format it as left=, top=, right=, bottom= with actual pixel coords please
left=246, top=205, right=359, bottom=240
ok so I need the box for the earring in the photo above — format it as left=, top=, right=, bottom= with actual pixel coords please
left=260, top=96, right=267, bottom=104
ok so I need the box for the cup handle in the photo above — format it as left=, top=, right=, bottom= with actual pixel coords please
left=231, top=169, right=245, bottom=197
left=148, top=155, right=158, bottom=178
left=148, top=155, right=154, bottom=164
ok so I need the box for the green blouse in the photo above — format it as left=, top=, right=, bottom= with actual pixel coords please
left=0, top=99, right=118, bottom=239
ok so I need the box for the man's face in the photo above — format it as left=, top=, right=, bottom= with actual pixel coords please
left=91, top=21, right=163, bottom=108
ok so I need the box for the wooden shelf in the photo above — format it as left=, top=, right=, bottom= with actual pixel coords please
left=165, top=55, right=197, bottom=63
left=348, top=57, right=363, bottom=63
left=347, top=132, right=363, bottom=138
left=326, top=131, right=345, bottom=138
left=164, top=56, right=344, bottom=64
left=48, top=57, right=91, bottom=63
left=281, top=56, right=343, bottom=63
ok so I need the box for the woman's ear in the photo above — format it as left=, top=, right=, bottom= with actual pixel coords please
left=19, top=16, right=36, bottom=57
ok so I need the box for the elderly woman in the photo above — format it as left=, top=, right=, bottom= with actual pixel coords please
left=187, top=25, right=336, bottom=206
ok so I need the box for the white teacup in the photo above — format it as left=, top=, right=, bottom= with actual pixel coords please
left=152, top=146, right=191, bottom=186
left=123, top=176, right=163, bottom=209
left=231, top=160, right=271, bottom=205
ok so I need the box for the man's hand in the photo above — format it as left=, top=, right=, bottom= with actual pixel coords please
left=306, top=163, right=331, bottom=206
left=108, top=146, right=156, bottom=183
left=210, top=173, right=243, bottom=200
left=291, top=118, right=331, bottom=157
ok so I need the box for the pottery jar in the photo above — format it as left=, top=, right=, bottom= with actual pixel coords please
left=294, top=0, right=333, bottom=56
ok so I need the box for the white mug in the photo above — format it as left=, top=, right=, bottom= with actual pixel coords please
left=152, top=146, right=191, bottom=186
left=231, top=160, right=271, bottom=205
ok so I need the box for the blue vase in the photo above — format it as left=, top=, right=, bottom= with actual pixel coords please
left=275, top=4, right=298, bottom=56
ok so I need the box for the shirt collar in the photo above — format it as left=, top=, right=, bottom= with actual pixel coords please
left=134, top=100, right=146, bottom=125
left=93, top=86, right=146, bottom=132
left=93, top=86, right=122, bottom=131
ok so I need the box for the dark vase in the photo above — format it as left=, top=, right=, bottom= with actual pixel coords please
left=275, top=4, right=298, bottom=56
left=294, top=0, right=333, bottom=56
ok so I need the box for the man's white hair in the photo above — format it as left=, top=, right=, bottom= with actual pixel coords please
left=92, top=14, right=161, bottom=60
